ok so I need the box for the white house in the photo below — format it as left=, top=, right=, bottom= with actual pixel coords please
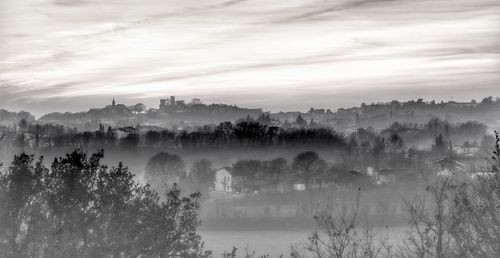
left=453, top=145, right=479, bottom=156
left=213, top=167, right=232, bottom=193
left=112, top=126, right=137, bottom=139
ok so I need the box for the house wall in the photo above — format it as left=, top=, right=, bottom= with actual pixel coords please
left=214, top=169, right=232, bottom=192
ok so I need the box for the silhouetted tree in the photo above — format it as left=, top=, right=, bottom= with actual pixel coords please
left=0, top=150, right=210, bottom=257
left=372, top=137, right=385, bottom=169
left=433, top=134, right=446, bottom=154
left=214, top=122, right=234, bottom=146
left=234, top=121, right=267, bottom=146
left=256, top=113, right=272, bottom=125
left=105, top=126, right=115, bottom=146
left=18, top=119, right=27, bottom=132
left=120, top=132, right=139, bottom=149
left=295, top=114, right=307, bottom=128
left=267, top=157, right=289, bottom=192
left=145, top=130, right=161, bottom=147
left=232, top=160, right=262, bottom=193
left=187, top=159, right=215, bottom=199
left=0, top=153, right=45, bottom=257
left=292, top=151, right=326, bottom=189
left=145, top=152, right=186, bottom=195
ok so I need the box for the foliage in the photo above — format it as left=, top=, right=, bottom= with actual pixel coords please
left=145, top=152, right=186, bottom=195
left=232, top=160, right=263, bottom=193
left=0, top=149, right=210, bottom=258
left=292, top=151, right=327, bottom=188
left=183, top=159, right=215, bottom=200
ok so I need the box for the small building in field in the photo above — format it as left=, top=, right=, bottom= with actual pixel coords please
left=293, top=183, right=306, bottom=191
left=453, top=145, right=479, bottom=156
left=112, top=126, right=138, bottom=139
left=213, top=167, right=232, bottom=193
left=433, top=155, right=485, bottom=176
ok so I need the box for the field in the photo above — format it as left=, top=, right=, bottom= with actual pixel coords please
left=201, top=227, right=408, bottom=257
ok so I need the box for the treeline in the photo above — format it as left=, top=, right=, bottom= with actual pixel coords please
left=143, top=148, right=418, bottom=202
left=0, top=117, right=490, bottom=165
left=144, top=151, right=338, bottom=195
left=0, top=109, right=35, bottom=126
left=1, top=120, right=346, bottom=153
left=380, top=118, right=488, bottom=146
left=361, top=96, right=500, bottom=112
left=0, top=150, right=211, bottom=257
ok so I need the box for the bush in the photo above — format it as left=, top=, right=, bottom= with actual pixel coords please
left=0, top=149, right=210, bottom=258
left=304, top=131, right=500, bottom=258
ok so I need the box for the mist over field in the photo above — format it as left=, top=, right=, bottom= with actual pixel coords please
left=1, top=96, right=500, bottom=257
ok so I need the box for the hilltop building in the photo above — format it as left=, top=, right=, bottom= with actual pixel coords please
left=104, top=99, right=127, bottom=110
left=157, top=96, right=262, bottom=117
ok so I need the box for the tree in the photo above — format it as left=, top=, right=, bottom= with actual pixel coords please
left=387, top=133, right=404, bottom=166
left=267, top=157, right=289, bottom=192
left=234, top=121, right=267, bottom=146
left=306, top=190, right=391, bottom=258
left=0, top=153, right=46, bottom=257
left=132, top=103, right=146, bottom=113
left=295, top=114, right=307, bottom=128
left=120, top=132, right=139, bottom=149
left=145, top=130, right=161, bottom=147
left=401, top=132, right=500, bottom=258
left=347, top=135, right=359, bottom=162
left=445, top=131, right=500, bottom=257
left=402, top=177, right=452, bottom=258
left=105, top=126, right=115, bottom=146
left=145, top=152, right=186, bottom=194
left=292, top=151, right=326, bottom=189
left=187, top=159, right=215, bottom=199
left=0, top=150, right=210, bottom=257
left=18, top=118, right=28, bottom=132
left=433, top=134, right=446, bottom=154
left=190, top=98, right=202, bottom=105
left=256, top=113, right=272, bottom=125
left=214, top=122, right=234, bottom=146
left=372, top=137, right=385, bottom=169
left=232, top=160, right=262, bottom=193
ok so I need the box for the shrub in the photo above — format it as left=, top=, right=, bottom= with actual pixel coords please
left=0, top=149, right=210, bottom=258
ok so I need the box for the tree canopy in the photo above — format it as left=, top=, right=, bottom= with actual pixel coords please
left=0, top=149, right=210, bottom=257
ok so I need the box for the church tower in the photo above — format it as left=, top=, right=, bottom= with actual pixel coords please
left=112, top=98, right=116, bottom=107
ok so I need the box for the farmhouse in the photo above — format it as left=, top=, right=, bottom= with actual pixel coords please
left=213, top=167, right=232, bottom=193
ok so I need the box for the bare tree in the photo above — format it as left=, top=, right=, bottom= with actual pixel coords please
left=400, top=176, right=453, bottom=258
left=145, top=152, right=186, bottom=197
left=400, top=131, right=500, bottom=258
left=306, top=189, right=390, bottom=258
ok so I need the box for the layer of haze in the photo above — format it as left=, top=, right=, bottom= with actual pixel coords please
left=1, top=0, right=499, bottom=116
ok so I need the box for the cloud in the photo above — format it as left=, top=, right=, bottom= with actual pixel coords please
left=0, top=0, right=499, bottom=114
left=276, top=0, right=400, bottom=23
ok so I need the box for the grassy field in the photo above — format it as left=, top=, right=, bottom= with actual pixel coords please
left=200, top=226, right=408, bottom=257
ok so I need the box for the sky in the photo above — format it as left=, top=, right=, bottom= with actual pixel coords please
left=1, top=0, right=499, bottom=117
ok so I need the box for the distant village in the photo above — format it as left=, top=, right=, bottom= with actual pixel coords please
left=4, top=95, right=491, bottom=133
left=98, top=96, right=262, bottom=116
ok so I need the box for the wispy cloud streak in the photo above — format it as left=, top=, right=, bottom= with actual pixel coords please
left=0, top=0, right=499, bottom=115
